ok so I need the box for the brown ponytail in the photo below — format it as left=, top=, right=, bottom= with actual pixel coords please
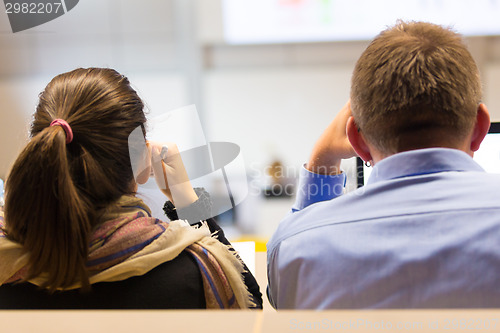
left=4, top=68, right=146, bottom=291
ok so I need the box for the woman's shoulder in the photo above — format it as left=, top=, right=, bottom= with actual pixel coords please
left=0, top=250, right=205, bottom=309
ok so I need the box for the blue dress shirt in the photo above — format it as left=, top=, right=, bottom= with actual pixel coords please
left=267, top=148, right=500, bottom=309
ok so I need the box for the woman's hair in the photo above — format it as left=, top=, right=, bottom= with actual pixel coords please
left=4, top=68, right=146, bottom=291
left=350, top=21, right=482, bottom=154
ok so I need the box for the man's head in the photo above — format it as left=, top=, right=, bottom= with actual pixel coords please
left=349, top=21, right=486, bottom=158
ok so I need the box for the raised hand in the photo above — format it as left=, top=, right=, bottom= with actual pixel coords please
left=307, top=101, right=358, bottom=175
left=149, top=142, right=198, bottom=208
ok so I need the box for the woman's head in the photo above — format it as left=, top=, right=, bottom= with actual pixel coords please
left=4, top=68, right=146, bottom=290
left=33, top=68, right=147, bottom=202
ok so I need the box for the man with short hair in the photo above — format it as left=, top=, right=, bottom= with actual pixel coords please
left=267, top=21, right=499, bottom=309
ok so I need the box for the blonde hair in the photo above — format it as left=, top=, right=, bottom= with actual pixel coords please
left=350, top=21, right=482, bottom=154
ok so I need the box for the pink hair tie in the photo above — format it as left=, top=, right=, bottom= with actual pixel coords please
left=50, top=119, right=74, bottom=144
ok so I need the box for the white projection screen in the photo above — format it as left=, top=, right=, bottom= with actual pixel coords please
left=222, top=0, right=500, bottom=44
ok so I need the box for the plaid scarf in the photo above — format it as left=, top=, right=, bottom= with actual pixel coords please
left=0, top=197, right=252, bottom=309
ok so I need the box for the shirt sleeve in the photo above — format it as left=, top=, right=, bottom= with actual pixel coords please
left=292, top=164, right=346, bottom=212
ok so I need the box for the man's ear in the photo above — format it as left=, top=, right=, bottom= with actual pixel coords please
left=346, top=116, right=373, bottom=163
left=470, top=103, right=491, bottom=152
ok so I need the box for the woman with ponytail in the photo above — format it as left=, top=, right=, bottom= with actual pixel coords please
left=0, top=68, right=262, bottom=309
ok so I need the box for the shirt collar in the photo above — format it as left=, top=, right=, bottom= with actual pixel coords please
left=367, top=148, right=485, bottom=185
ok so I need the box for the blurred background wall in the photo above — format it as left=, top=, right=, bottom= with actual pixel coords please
left=1, top=0, right=500, bottom=238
